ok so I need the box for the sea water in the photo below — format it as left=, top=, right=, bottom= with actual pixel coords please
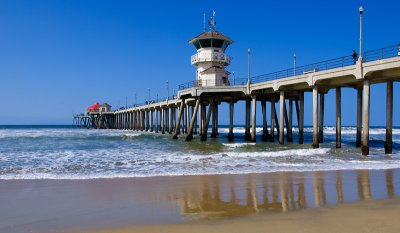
left=0, top=125, right=400, bottom=180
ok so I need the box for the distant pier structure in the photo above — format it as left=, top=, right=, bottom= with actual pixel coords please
left=74, top=12, right=400, bottom=156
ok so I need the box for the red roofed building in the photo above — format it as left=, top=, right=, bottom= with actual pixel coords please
left=86, top=102, right=100, bottom=113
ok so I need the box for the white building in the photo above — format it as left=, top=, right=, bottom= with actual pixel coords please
left=189, top=15, right=233, bottom=87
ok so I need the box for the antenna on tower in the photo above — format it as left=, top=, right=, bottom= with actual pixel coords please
left=208, top=10, right=216, bottom=32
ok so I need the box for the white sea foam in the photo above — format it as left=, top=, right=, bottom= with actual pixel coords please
left=222, top=143, right=257, bottom=148
left=1, top=126, right=400, bottom=180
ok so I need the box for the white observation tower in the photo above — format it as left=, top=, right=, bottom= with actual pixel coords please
left=189, top=12, right=233, bottom=87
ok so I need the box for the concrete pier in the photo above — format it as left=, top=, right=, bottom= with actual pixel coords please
left=211, top=102, right=217, bottom=138
left=362, top=79, right=370, bottom=155
left=270, top=95, right=275, bottom=142
left=318, top=92, right=325, bottom=143
left=261, top=100, right=269, bottom=142
left=80, top=43, right=400, bottom=157
left=173, top=101, right=185, bottom=139
left=228, top=98, right=234, bottom=142
left=313, top=86, right=319, bottom=148
left=186, top=99, right=200, bottom=141
left=244, top=99, right=251, bottom=141
left=299, top=92, right=304, bottom=144
left=279, top=91, right=285, bottom=144
left=201, top=100, right=215, bottom=141
left=251, top=95, right=257, bottom=142
left=287, top=97, right=293, bottom=142
left=336, top=87, right=341, bottom=148
left=385, top=81, right=393, bottom=154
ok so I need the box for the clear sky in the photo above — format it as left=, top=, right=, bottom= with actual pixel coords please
left=0, top=0, right=399, bottom=126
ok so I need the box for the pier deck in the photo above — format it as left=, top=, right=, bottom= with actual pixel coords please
left=74, top=45, right=400, bottom=155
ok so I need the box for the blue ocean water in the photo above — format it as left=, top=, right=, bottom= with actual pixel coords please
left=0, top=125, right=400, bottom=179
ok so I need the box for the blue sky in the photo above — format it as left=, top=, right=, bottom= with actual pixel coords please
left=0, top=0, right=399, bottom=126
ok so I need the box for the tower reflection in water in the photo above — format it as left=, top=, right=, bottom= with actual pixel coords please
left=168, top=169, right=398, bottom=220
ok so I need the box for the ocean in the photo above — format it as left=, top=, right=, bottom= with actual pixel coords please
left=0, top=125, right=400, bottom=180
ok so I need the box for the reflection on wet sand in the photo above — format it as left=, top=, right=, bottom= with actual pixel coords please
left=170, top=170, right=397, bottom=220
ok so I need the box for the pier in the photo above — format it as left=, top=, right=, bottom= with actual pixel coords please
left=74, top=13, right=400, bottom=156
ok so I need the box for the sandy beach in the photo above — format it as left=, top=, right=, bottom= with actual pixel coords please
left=0, top=169, right=399, bottom=233
left=78, top=197, right=400, bottom=233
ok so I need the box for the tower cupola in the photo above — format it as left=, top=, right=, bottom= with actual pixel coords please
left=189, top=12, right=233, bottom=87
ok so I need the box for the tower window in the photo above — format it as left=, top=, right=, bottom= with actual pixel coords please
left=199, top=39, right=211, bottom=48
left=212, top=39, right=224, bottom=48
left=193, top=41, right=201, bottom=49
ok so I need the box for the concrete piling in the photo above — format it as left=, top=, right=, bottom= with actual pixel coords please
left=362, top=79, right=370, bottom=155
left=279, top=91, right=285, bottom=144
left=385, top=81, right=393, bottom=154
left=336, top=87, right=341, bottom=148
left=313, top=86, right=319, bottom=148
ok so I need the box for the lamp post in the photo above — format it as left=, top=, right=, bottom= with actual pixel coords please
left=166, top=80, right=169, bottom=100
left=294, top=52, right=297, bottom=77
left=247, top=48, right=251, bottom=94
left=359, top=5, right=364, bottom=60
left=134, top=93, right=137, bottom=107
left=232, top=71, right=235, bottom=86
left=148, top=88, right=150, bottom=105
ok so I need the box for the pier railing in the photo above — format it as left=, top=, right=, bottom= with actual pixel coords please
left=363, top=45, right=399, bottom=62
left=251, top=55, right=355, bottom=84
left=178, top=44, right=400, bottom=91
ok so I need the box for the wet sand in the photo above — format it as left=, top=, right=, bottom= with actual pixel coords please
left=78, top=198, right=400, bottom=233
left=0, top=169, right=399, bottom=233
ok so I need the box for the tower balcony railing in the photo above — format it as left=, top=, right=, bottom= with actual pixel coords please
left=191, top=52, right=231, bottom=65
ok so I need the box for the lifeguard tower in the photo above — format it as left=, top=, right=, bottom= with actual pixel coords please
left=189, top=12, right=233, bottom=87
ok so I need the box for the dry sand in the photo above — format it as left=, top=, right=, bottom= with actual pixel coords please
left=78, top=197, right=400, bottom=233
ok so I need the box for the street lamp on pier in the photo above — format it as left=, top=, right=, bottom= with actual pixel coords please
left=359, top=5, right=364, bottom=60
left=294, top=52, right=297, bottom=77
left=148, top=88, right=150, bottom=105
left=166, top=80, right=169, bottom=100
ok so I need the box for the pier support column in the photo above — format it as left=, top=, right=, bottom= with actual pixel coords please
left=274, top=103, right=280, bottom=141
left=244, top=99, right=251, bottom=141
left=356, top=87, right=362, bottom=147
left=161, top=108, right=165, bottom=134
left=318, top=92, right=325, bottom=143
left=362, top=79, right=370, bottom=155
left=261, top=100, right=269, bottom=142
left=385, top=81, right=393, bottom=154
left=169, top=107, right=173, bottom=134
left=135, top=111, right=139, bottom=131
left=186, top=105, right=190, bottom=135
left=201, top=100, right=215, bottom=141
left=279, top=91, right=285, bottom=145
left=173, top=101, right=185, bottom=139
left=228, top=98, right=235, bottom=142
left=270, top=95, right=275, bottom=142
left=215, top=105, right=219, bottom=136
left=287, top=97, right=293, bottom=142
left=199, top=103, right=205, bottom=137
left=149, top=110, right=153, bottom=132
left=298, top=92, right=304, bottom=144
left=193, top=106, right=198, bottom=135
left=136, top=112, right=139, bottom=131
left=145, top=110, right=148, bottom=132
left=211, top=102, right=217, bottom=138
left=251, top=95, right=257, bottom=142
left=336, top=87, right=342, bottom=148
left=186, top=99, right=200, bottom=141
left=155, top=109, right=159, bottom=133
left=313, top=86, right=319, bottom=148
left=131, top=112, right=134, bottom=130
